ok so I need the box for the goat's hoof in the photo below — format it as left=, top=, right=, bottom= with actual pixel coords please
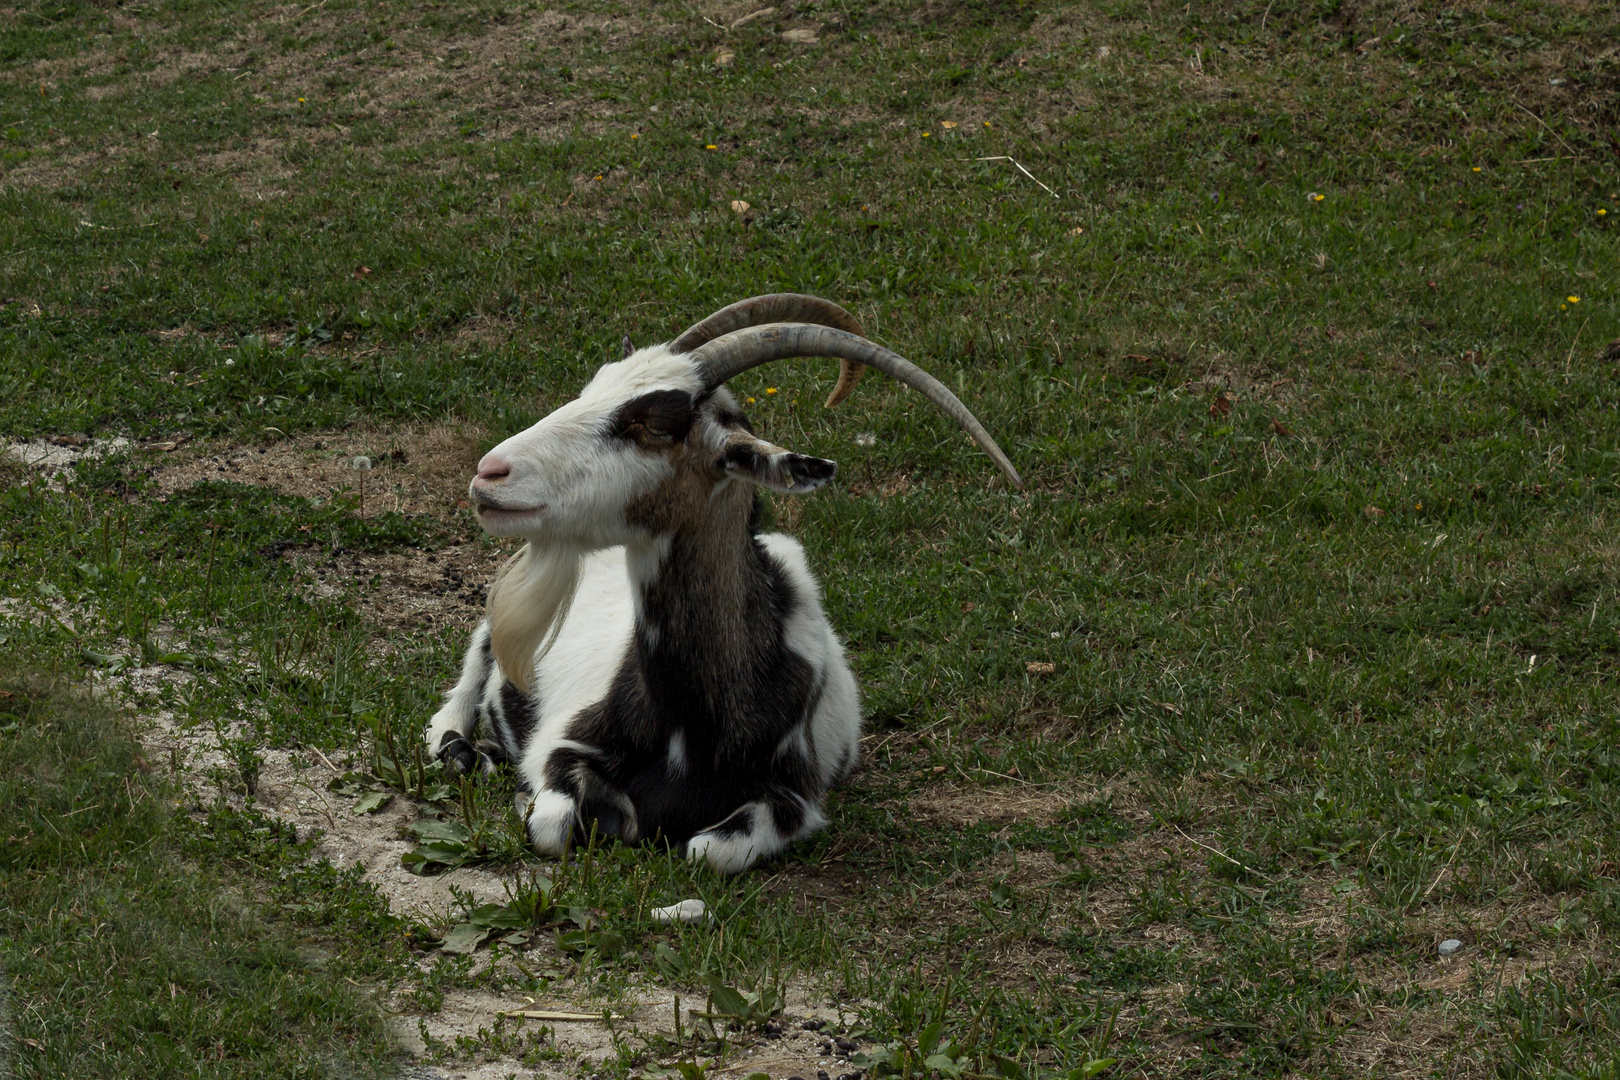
left=518, top=789, right=577, bottom=855
left=685, top=829, right=763, bottom=876
left=472, top=739, right=506, bottom=775
left=436, top=735, right=483, bottom=777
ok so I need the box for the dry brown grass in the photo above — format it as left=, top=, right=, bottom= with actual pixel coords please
left=147, top=420, right=488, bottom=519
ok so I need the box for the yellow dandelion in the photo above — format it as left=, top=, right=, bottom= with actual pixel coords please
left=747, top=397, right=756, bottom=404
left=922, top=132, right=931, bottom=137
left=706, top=144, right=718, bottom=150
left=1600, top=209, right=1608, bottom=216
left=1312, top=193, right=1325, bottom=202
left=1568, top=295, right=1581, bottom=304
left=632, top=133, right=639, bottom=139
left=1415, top=503, right=1423, bottom=510
left=1472, top=167, right=1481, bottom=172
left=594, top=174, right=603, bottom=180
left=983, top=121, right=991, bottom=127
left=298, top=97, right=306, bottom=103
left=765, top=387, right=778, bottom=395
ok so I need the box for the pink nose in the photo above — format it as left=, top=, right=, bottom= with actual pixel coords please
left=475, top=454, right=511, bottom=483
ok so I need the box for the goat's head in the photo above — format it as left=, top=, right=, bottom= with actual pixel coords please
left=470, top=294, right=1020, bottom=548
left=469, top=295, right=1022, bottom=686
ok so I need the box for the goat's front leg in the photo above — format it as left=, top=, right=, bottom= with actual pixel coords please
left=516, top=745, right=640, bottom=855
left=687, top=785, right=828, bottom=875
left=425, top=623, right=503, bottom=776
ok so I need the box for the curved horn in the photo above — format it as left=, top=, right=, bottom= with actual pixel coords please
left=671, top=293, right=866, bottom=407
left=690, top=323, right=1023, bottom=488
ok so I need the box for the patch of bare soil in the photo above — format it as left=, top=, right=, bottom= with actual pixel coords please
left=906, top=780, right=1077, bottom=827
left=147, top=421, right=488, bottom=520
left=4, top=435, right=132, bottom=487
left=279, top=537, right=510, bottom=634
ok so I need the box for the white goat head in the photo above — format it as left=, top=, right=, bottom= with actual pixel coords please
left=467, top=294, right=1022, bottom=688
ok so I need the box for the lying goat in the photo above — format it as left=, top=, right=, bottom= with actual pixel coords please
left=425, top=295, right=1021, bottom=873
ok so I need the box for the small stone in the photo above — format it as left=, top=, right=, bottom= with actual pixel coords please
left=649, top=898, right=709, bottom=924
left=781, top=28, right=819, bottom=44
left=351, top=455, right=373, bottom=470
left=1438, top=938, right=1464, bottom=957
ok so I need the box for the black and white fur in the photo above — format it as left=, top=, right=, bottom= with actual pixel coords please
left=425, top=346, right=860, bottom=874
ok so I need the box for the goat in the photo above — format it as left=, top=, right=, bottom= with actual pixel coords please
left=424, top=295, right=1021, bottom=873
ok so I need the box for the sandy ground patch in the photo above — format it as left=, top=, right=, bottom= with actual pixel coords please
left=147, top=421, right=489, bottom=520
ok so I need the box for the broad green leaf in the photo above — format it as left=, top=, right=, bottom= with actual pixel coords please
left=352, top=791, right=390, bottom=814
left=1068, top=1061, right=1116, bottom=1080
left=408, top=818, right=471, bottom=843
left=703, top=975, right=750, bottom=1019
left=440, top=922, right=491, bottom=954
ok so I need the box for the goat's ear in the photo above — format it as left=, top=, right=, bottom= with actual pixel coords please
left=621, top=334, right=634, bottom=359
left=720, top=431, right=837, bottom=494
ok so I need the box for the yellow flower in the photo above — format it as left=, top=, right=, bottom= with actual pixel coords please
left=1415, top=503, right=1423, bottom=510
left=1312, top=193, right=1325, bottom=202
left=706, top=144, right=718, bottom=150
left=298, top=97, right=306, bottom=103
left=922, top=132, right=931, bottom=137
left=1568, top=295, right=1580, bottom=304
left=594, top=174, right=603, bottom=180
left=983, top=121, right=991, bottom=127
left=632, top=133, right=639, bottom=139
left=747, top=397, right=756, bottom=404
left=765, top=387, right=778, bottom=395
left=1600, top=209, right=1608, bottom=216
left=1472, top=167, right=1481, bottom=172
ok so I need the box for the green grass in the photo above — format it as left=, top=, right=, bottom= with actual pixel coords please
left=0, top=664, right=405, bottom=1078
left=4, top=0, right=1620, bottom=1076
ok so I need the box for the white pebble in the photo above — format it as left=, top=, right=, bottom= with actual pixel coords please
left=1438, top=938, right=1464, bottom=957
left=650, top=899, right=709, bottom=925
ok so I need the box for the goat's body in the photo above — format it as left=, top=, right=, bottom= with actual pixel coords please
left=426, top=526, right=860, bottom=873
left=421, top=295, right=1014, bottom=874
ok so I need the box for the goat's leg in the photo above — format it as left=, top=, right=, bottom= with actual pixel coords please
left=425, top=623, right=501, bottom=776
left=516, top=746, right=640, bottom=855
left=687, top=785, right=828, bottom=875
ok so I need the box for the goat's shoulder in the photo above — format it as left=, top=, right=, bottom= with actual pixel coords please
left=753, top=531, right=839, bottom=669
left=753, top=532, right=821, bottom=596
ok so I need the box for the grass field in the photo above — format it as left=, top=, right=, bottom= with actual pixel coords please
left=4, top=0, right=1620, bottom=1076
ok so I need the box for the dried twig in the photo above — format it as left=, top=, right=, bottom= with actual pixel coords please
left=965, top=156, right=1060, bottom=199
left=1173, top=825, right=1265, bottom=878
left=1511, top=100, right=1580, bottom=161
left=497, top=1009, right=628, bottom=1022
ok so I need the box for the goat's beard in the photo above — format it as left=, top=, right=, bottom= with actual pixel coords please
left=486, top=541, right=583, bottom=694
